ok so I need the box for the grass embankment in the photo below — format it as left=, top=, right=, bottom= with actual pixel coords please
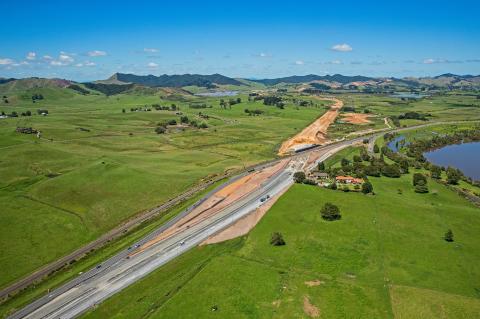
left=82, top=171, right=480, bottom=318
left=0, top=87, right=329, bottom=288
left=0, top=179, right=226, bottom=317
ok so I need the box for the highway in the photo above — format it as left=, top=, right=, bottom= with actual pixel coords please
left=10, top=157, right=300, bottom=319
left=11, top=121, right=464, bottom=319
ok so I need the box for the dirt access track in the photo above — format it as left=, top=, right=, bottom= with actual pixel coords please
left=278, top=97, right=343, bottom=155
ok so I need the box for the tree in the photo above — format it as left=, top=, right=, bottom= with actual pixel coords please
left=168, top=119, right=177, bottom=125
left=293, top=171, right=306, bottom=183
left=414, top=180, right=429, bottom=193
left=180, top=116, right=189, bottom=124
left=155, top=126, right=166, bottom=134
left=361, top=181, right=373, bottom=194
left=341, top=158, right=350, bottom=167
left=122, top=108, right=126, bottom=113
left=430, top=165, right=442, bottom=179
left=399, top=159, right=409, bottom=173
left=364, top=164, right=381, bottom=177
left=373, top=144, right=380, bottom=153
left=270, top=232, right=286, bottom=246
left=413, top=173, right=427, bottom=186
left=353, top=155, right=362, bottom=163
left=360, top=150, right=370, bottom=161
left=330, top=182, right=337, bottom=190
left=318, top=161, right=325, bottom=171
left=446, top=167, right=461, bottom=185
left=321, top=203, right=342, bottom=221
left=382, top=164, right=401, bottom=178
left=444, top=229, right=454, bottom=242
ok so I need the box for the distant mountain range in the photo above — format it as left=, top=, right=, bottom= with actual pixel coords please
left=0, top=77, right=72, bottom=92
left=96, top=73, right=245, bottom=88
left=96, top=73, right=480, bottom=89
left=250, top=74, right=375, bottom=85
left=1, top=73, right=480, bottom=95
left=250, top=73, right=480, bottom=89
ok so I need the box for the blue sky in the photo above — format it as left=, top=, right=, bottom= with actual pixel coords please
left=1, top=0, right=479, bottom=81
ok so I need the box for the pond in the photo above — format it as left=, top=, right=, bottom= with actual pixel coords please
left=424, top=142, right=480, bottom=181
left=195, top=90, right=239, bottom=97
left=387, top=135, right=409, bottom=152
left=390, top=92, right=429, bottom=99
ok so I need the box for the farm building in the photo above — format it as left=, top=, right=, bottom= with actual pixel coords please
left=309, top=172, right=329, bottom=180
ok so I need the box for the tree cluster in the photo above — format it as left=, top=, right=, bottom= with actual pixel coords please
left=262, top=96, right=284, bottom=108
left=31, top=93, right=44, bottom=102
left=244, top=109, right=264, bottom=116
left=321, top=203, right=342, bottom=221
left=270, top=232, right=286, bottom=246
left=152, top=103, right=177, bottom=111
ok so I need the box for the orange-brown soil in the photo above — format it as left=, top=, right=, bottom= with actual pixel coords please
left=278, top=97, right=343, bottom=155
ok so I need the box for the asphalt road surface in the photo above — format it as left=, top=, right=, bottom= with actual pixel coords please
left=10, top=161, right=297, bottom=319
left=11, top=121, right=467, bottom=319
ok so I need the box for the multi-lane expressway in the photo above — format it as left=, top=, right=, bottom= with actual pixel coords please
left=10, top=122, right=454, bottom=319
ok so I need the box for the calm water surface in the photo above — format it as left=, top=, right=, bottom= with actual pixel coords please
left=195, top=90, right=238, bottom=97
left=424, top=142, right=480, bottom=181
left=390, top=92, right=429, bottom=99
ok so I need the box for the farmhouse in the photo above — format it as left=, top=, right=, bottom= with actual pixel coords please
left=309, top=172, right=329, bottom=180
left=335, top=175, right=364, bottom=184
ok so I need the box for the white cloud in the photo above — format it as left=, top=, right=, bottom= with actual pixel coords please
left=26, top=52, right=36, bottom=60
left=423, top=58, right=462, bottom=64
left=88, top=50, right=107, bottom=57
left=144, top=48, right=158, bottom=53
left=331, top=43, right=353, bottom=52
left=328, top=59, right=343, bottom=65
left=75, top=61, right=96, bottom=67
left=148, top=62, right=158, bottom=68
left=295, top=60, right=304, bottom=65
left=47, top=52, right=75, bottom=66
left=50, top=60, right=66, bottom=66
left=59, top=54, right=74, bottom=63
left=12, top=61, right=29, bottom=67
left=0, top=58, right=14, bottom=65
left=255, top=52, right=272, bottom=58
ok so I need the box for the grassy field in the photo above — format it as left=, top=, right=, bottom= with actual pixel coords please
left=0, top=177, right=227, bottom=318
left=339, top=92, right=480, bottom=125
left=2, top=85, right=480, bottom=315
left=81, top=170, right=480, bottom=318
left=0, top=86, right=330, bottom=289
